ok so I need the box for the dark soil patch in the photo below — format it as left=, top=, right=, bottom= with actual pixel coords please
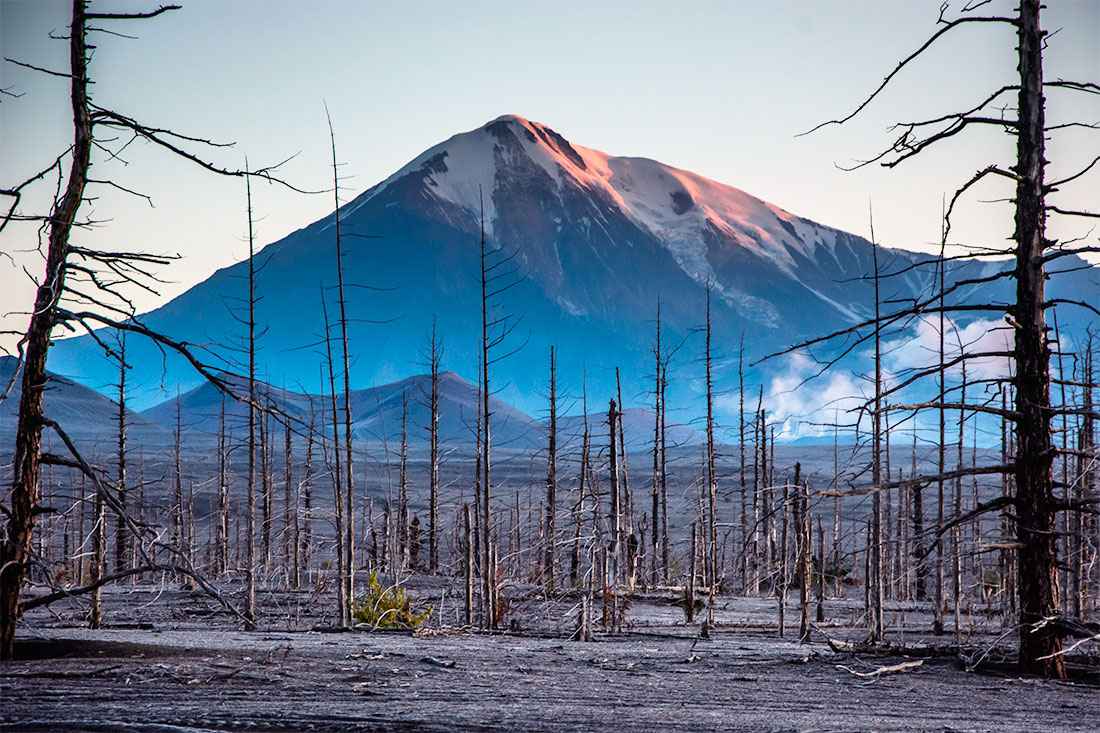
left=13, top=638, right=204, bottom=661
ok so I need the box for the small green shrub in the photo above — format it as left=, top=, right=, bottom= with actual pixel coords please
left=351, top=572, right=433, bottom=629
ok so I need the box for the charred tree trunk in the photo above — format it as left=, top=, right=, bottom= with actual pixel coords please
left=0, top=0, right=92, bottom=660
left=1013, top=0, right=1064, bottom=677
left=325, top=109, right=357, bottom=615
left=651, top=301, right=662, bottom=585
left=321, top=289, right=347, bottom=624
left=114, top=335, right=128, bottom=575
left=425, top=323, right=442, bottom=574
left=545, top=346, right=558, bottom=592
left=243, top=171, right=258, bottom=628
left=704, top=285, right=718, bottom=625
left=870, top=222, right=884, bottom=642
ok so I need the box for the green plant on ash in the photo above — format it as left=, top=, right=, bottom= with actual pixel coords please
left=351, top=573, right=433, bottom=629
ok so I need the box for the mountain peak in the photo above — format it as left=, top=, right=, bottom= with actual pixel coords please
left=486, top=113, right=534, bottom=128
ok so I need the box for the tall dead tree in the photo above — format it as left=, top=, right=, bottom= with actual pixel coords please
left=739, top=334, right=749, bottom=592
left=243, top=169, right=258, bottom=627
left=325, top=107, right=356, bottom=614
left=478, top=191, right=495, bottom=627
left=216, top=396, right=229, bottom=577
left=398, top=391, right=410, bottom=570
left=545, top=346, right=558, bottom=592
left=320, top=289, right=347, bottom=623
left=869, top=216, right=884, bottom=642
left=283, top=414, right=293, bottom=584
left=703, top=284, right=719, bottom=625
left=302, top=402, right=316, bottom=583
left=114, top=334, right=128, bottom=576
left=788, top=0, right=1099, bottom=676
left=650, top=301, right=662, bottom=585
left=0, top=2, right=300, bottom=657
left=608, top=397, right=622, bottom=592
left=473, top=187, right=523, bottom=627
left=615, top=368, right=632, bottom=542
left=419, top=322, right=443, bottom=573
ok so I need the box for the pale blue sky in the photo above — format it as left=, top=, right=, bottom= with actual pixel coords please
left=1, top=0, right=1097, bottom=352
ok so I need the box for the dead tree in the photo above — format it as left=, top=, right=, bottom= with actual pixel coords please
left=787, top=0, right=1099, bottom=676
left=0, top=0, right=305, bottom=657
left=260, top=409, right=272, bottom=574
left=703, top=284, right=719, bottom=626
left=608, top=398, right=622, bottom=596
left=869, top=218, right=884, bottom=643
left=302, top=403, right=315, bottom=583
left=419, top=322, right=443, bottom=574
left=283, top=414, right=293, bottom=585
left=739, top=334, right=750, bottom=592
left=320, top=289, right=347, bottom=623
left=113, top=334, right=128, bottom=576
left=545, top=346, right=558, bottom=592
left=650, top=301, right=662, bottom=584
left=243, top=170, right=259, bottom=627
left=474, top=187, right=524, bottom=628
left=325, top=107, right=357, bottom=615
left=398, top=391, right=410, bottom=570
left=615, top=367, right=635, bottom=586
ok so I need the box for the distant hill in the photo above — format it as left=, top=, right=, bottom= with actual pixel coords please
left=140, top=369, right=542, bottom=451
left=556, top=407, right=704, bottom=452
left=0, top=355, right=171, bottom=456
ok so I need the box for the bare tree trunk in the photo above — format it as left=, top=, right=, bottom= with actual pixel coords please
left=753, top=393, right=763, bottom=596
left=954, top=359, right=967, bottom=644
left=399, top=392, right=409, bottom=571
left=283, top=416, right=293, bottom=585
left=833, top=418, right=842, bottom=598
left=321, top=290, right=347, bottom=624
left=243, top=171, right=258, bottom=629
left=704, top=285, right=718, bottom=626
left=1013, top=0, right=1064, bottom=676
left=217, top=397, right=229, bottom=577
left=616, top=368, right=632, bottom=544
left=778, top=466, right=792, bottom=637
left=114, top=335, right=128, bottom=575
left=687, top=522, right=697, bottom=624
left=545, top=346, right=558, bottom=592
left=912, top=429, right=926, bottom=600
left=261, top=413, right=271, bottom=575
left=739, top=334, right=749, bottom=593
left=608, top=398, right=621, bottom=593
left=816, top=515, right=826, bottom=623
left=464, top=504, right=473, bottom=626
left=0, top=0, right=92, bottom=660
left=303, top=406, right=315, bottom=585
left=651, top=302, right=662, bottom=585
left=798, top=469, right=811, bottom=643
left=870, top=225, right=884, bottom=642
left=1075, top=341, right=1094, bottom=619
left=935, top=239, right=947, bottom=636
left=325, top=108, right=356, bottom=615
left=660, top=357, right=670, bottom=581
left=90, top=465, right=105, bottom=629
left=477, top=192, right=495, bottom=628
left=426, top=323, right=441, bottom=574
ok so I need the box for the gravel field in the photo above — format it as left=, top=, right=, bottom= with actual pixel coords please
left=3, top=583, right=1098, bottom=732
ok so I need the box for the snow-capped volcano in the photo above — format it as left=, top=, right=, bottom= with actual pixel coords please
left=346, top=114, right=874, bottom=326
left=48, top=115, right=1096, bottom=423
